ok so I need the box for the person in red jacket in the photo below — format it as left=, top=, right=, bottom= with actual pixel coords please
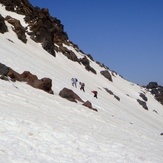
left=92, top=91, right=98, bottom=98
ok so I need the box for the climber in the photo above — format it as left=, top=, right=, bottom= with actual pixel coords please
left=92, top=91, right=98, bottom=98
left=79, top=82, right=85, bottom=92
left=71, top=78, right=78, bottom=87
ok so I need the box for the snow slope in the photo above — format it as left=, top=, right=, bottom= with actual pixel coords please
left=0, top=4, right=163, bottom=163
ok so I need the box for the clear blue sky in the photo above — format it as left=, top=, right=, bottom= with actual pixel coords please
left=29, top=0, right=163, bottom=86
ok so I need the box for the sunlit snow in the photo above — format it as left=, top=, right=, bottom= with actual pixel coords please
left=0, top=4, right=163, bottom=163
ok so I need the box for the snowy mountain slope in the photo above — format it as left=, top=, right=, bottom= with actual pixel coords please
left=0, top=4, right=163, bottom=163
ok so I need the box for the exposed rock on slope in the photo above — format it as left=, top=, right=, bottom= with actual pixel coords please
left=100, top=70, right=112, bottom=82
left=0, top=0, right=68, bottom=56
left=146, top=82, right=163, bottom=105
left=0, top=14, right=8, bottom=33
left=6, top=15, right=27, bottom=43
left=59, top=88, right=98, bottom=111
left=80, top=56, right=96, bottom=74
left=0, top=0, right=113, bottom=76
left=0, top=63, right=53, bottom=94
left=59, top=88, right=83, bottom=103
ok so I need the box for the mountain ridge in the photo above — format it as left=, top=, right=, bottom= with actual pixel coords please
left=1, top=0, right=162, bottom=105
left=0, top=1, right=163, bottom=162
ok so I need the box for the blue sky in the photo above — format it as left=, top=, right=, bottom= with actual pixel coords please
left=29, top=0, right=163, bottom=86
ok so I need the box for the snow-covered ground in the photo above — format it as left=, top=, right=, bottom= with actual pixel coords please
left=0, top=4, right=163, bottom=163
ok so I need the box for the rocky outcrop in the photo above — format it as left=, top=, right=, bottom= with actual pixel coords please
left=100, top=70, right=112, bottom=82
left=0, top=63, right=53, bottom=94
left=139, top=93, right=148, bottom=102
left=5, top=16, right=27, bottom=43
left=146, top=82, right=158, bottom=89
left=146, top=82, right=163, bottom=105
left=0, top=63, right=9, bottom=76
left=96, top=61, right=109, bottom=70
left=59, top=46, right=79, bottom=62
left=0, top=0, right=32, bottom=14
left=83, top=101, right=98, bottom=112
left=0, top=14, right=8, bottom=33
left=7, top=69, right=53, bottom=94
left=0, top=0, right=69, bottom=56
left=59, top=88, right=98, bottom=111
left=26, top=8, right=57, bottom=56
left=0, top=0, right=110, bottom=73
left=137, top=99, right=148, bottom=110
left=104, top=88, right=120, bottom=101
left=87, top=54, right=94, bottom=61
left=80, top=56, right=96, bottom=74
left=59, top=88, right=84, bottom=103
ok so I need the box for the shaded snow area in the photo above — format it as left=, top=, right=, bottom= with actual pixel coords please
left=0, top=4, right=163, bottom=163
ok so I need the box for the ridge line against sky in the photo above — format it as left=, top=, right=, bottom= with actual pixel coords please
left=28, top=0, right=163, bottom=86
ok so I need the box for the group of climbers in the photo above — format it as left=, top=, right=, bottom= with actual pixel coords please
left=71, top=78, right=98, bottom=98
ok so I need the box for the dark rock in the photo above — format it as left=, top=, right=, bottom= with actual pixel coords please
left=139, top=93, right=148, bottom=101
left=0, top=75, right=9, bottom=81
left=151, top=88, right=159, bottom=94
left=80, top=56, right=96, bottom=74
left=59, top=88, right=83, bottom=103
left=114, top=95, right=120, bottom=101
left=5, top=16, right=27, bottom=43
left=96, top=61, right=110, bottom=70
left=137, top=99, right=148, bottom=110
left=0, top=0, right=94, bottom=65
left=104, top=87, right=120, bottom=101
left=28, top=18, right=56, bottom=56
left=83, top=101, right=98, bottom=112
left=146, top=82, right=163, bottom=105
left=0, top=14, right=8, bottom=33
left=87, top=54, right=94, bottom=61
left=25, top=5, right=69, bottom=56
left=80, top=56, right=89, bottom=66
left=153, top=110, right=158, bottom=114
left=7, top=38, right=14, bottom=43
left=0, top=63, right=9, bottom=76
left=104, top=88, right=113, bottom=95
left=0, top=0, right=70, bottom=56
left=0, top=0, right=33, bottom=14
left=60, top=46, right=78, bottom=62
left=146, top=82, right=158, bottom=89
left=32, top=77, right=53, bottom=94
left=7, top=69, right=53, bottom=94
left=100, top=70, right=112, bottom=82
left=155, top=95, right=163, bottom=105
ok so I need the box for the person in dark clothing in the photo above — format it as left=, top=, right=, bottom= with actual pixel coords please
left=92, top=91, right=98, bottom=98
left=79, top=82, right=85, bottom=92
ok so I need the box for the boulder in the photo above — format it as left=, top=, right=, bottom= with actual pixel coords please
left=0, top=63, right=9, bottom=76
left=146, top=82, right=158, bottom=89
left=87, top=54, right=94, bottom=61
left=139, top=93, right=148, bottom=101
left=7, top=69, right=53, bottom=94
left=5, top=16, right=27, bottom=43
left=83, top=101, right=98, bottom=112
left=137, top=99, right=148, bottom=110
left=80, top=56, right=96, bottom=74
left=146, top=82, right=163, bottom=105
left=100, top=70, right=112, bottom=82
left=59, top=88, right=83, bottom=103
left=0, top=14, right=8, bottom=33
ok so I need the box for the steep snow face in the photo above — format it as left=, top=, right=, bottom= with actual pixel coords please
left=0, top=4, right=163, bottom=163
